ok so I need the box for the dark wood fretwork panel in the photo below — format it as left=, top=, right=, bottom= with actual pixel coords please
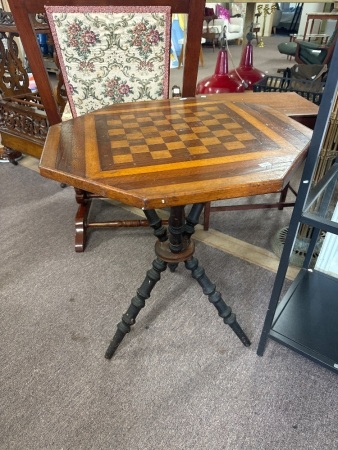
left=0, top=8, right=66, bottom=163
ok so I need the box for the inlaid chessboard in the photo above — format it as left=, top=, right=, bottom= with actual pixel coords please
left=95, top=102, right=267, bottom=169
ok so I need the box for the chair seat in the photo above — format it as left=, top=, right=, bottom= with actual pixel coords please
left=300, top=49, right=325, bottom=64
left=278, top=41, right=297, bottom=56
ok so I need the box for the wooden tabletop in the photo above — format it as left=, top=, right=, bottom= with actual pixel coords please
left=40, top=92, right=316, bottom=210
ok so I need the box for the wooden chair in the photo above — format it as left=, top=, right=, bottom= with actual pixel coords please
left=278, top=26, right=338, bottom=65
left=9, top=0, right=205, bottom=251
left=295, top=26, right=338, bottom=66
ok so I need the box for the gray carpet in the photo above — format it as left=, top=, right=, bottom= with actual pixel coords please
left=1, top=162, right=338, bottom=450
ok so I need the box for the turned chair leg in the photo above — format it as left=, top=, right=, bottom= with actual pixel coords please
left=74, top=188, right=91, bottom=252
left=203, top=202, right=211, bottom=231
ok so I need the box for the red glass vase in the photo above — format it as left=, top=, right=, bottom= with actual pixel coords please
left=196, top=48, right=245, bottom=95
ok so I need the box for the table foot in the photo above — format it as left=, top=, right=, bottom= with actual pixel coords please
left=105, top=257, right=167, bottom=359
left=168, top=263, right=178, bottom=272
left=185, top=257, right=251, bottom=347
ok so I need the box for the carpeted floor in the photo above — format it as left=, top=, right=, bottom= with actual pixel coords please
left=1, top=159, right=338, bottom=450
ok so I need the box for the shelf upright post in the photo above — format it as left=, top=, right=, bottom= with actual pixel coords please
left=257, top=42, right=338, bottom=373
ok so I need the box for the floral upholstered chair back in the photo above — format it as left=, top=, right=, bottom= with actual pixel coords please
left=45, top=6, right=171, bottom=117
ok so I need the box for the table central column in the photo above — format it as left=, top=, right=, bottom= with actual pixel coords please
left=155, top=206, right=195, bottom=264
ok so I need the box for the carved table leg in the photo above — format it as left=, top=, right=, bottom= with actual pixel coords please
left=185, top=257, right=251, bottom=347
left=105, top=209, right=169, bottom=358
left=185, top=204, right=250, bottom=347
left=105, top=257, right=167, bottom=359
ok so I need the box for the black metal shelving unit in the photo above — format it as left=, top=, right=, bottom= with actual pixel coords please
left=257, top=42, right=338, bottom=374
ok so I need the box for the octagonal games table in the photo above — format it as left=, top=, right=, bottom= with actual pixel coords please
left=40, top=92, right=316, bottom=359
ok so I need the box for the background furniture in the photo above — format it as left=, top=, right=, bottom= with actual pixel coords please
left=0, top=9, right=65, bottom=163
left=257, top=42, right=338, bottom=375
left=278, top=11, right=338, bottom=62
left=202, top=14, right=218, bottom=50
left=46, top=4, right=174, bottom=251
left=46, top=6, right=172, bottom=117
left=277, top=3, right=303, bottom=34
left=9, top=0, right=205, bottom=252
left=303, top=11, right=338, bottom=38
left=271, top=7, right=282, bottom=35
left=278, top=33, right=330, bottom=61
left=295, top=26, right=338, bottom=65
left=203, top=16, right=244, bottom=47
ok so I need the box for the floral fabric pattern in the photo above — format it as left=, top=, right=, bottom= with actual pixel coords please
left=45, top=6, right=171, bottom=117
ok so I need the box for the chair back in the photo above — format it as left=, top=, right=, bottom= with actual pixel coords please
left=8, top=0, right=205, bottom=125
left=46, top=6, right=171, bottom=117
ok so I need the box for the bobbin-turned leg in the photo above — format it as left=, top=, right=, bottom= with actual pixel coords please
left=185, top=257, right=251, bottom=347
left=105, top=257, right=167, bottom=359
left=105, top=204, right=249, bottom=359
